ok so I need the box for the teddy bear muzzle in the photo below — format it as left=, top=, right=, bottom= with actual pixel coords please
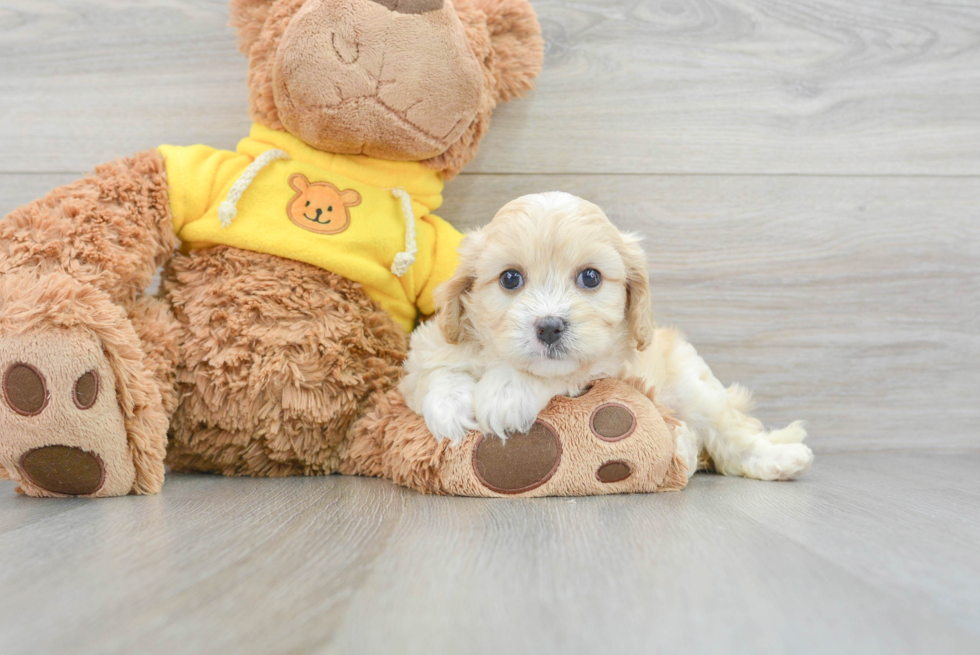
left=272, top=0, right=485, bottom=161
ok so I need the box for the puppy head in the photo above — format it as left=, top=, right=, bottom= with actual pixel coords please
left=437, top=192, right=656, bottom=378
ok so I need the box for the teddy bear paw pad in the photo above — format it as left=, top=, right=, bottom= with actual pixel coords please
left=20, top=446, right=105, bottom=496
left=472, top=421, right=562, bottom=494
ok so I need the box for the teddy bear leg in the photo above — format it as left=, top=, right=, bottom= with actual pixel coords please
left=0, top=272, right=169, bottom=497
left=162, top=247, right=407, bottom=477
left=0, top=150, right=178, bottom=496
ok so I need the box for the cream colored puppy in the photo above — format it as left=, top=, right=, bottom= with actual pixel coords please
left=400, top=192, right=813, bottom=480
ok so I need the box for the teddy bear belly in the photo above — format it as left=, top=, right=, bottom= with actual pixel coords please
left=162, top=246, right=408, bottom=476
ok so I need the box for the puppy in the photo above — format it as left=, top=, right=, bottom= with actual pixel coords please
left=400, top=192, right=813, bottom=480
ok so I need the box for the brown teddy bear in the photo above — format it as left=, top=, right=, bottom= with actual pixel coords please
left=0, top=0, right=688, bottom=498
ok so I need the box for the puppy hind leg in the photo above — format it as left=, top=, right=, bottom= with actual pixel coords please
left=664, top=340, right=813, bottom=481
left=706, top=387, right=811, bottom=481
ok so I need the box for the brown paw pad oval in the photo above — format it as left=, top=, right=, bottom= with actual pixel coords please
left=590, top=403, right=636, bottom=441
left=73, top=371, right=99, bottom=410
left=3, top=363, right=48, bottom=416
left=20, top=446, right=105, bottom=496
left=473, top=421, right=561, bottom=494
left=596, top=460, right=633, bottom=483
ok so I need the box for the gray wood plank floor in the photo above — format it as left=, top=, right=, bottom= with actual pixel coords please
left=1, top=0, right=978, bottom=652
left=2, top=453, right=979, bottom=654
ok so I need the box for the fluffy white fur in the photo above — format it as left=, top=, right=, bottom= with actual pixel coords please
left=401, top=192, right=813, bottom=481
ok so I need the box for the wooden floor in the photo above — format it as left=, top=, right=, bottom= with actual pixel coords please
left=1, top=453, right=979, bottom=654
left=1, top=0, right=979, bottom=652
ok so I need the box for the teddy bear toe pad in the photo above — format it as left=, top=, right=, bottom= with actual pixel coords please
left=596, top=460, right=633, bottom=483
left=590, top=403, right=637, bottom=441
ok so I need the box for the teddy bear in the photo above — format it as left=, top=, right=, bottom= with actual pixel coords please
left=0, top=0, right=689, bottom=498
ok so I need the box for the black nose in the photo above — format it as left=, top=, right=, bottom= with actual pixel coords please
left=535, top=317, right=566, bottom=346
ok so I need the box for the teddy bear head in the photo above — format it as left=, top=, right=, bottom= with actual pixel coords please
left=231, top=0, right=544, bottom=179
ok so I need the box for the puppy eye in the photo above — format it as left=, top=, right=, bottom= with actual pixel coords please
left=328, top=206, right=333, bottom=212
left=577, top=268, right=602, bottom=289
left=499, top=269, right=524, bottom=291
left=305, top=201, right=310, bottom=207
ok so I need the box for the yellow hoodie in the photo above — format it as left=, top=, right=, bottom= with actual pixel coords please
left=159, top=124, right=462, bottom=332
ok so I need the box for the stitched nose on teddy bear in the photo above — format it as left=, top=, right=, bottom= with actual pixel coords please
left=369, top=0, right=443, bottom=13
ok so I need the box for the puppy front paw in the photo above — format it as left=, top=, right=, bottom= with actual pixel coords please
left=422, top=385, right=478, bottom=445
left=473, top=368, right=548, bottom=440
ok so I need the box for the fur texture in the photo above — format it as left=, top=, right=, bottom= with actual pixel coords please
left=0, top=150, right=175, bottom=307
left=473, top=0, right=544, bottom=102
left=162, top=247, right=407, bottom=477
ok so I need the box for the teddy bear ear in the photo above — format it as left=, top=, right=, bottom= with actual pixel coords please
left=473, top=0, right=545, bottom=103
left=229, top=0, right=279, bottom=55
left=340, top=189, right=363, bottom=208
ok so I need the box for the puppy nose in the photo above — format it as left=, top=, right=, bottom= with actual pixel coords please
left=535, top=317, right=566, bottom=346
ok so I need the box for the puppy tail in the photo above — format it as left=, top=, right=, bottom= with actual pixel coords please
left=726, top=382, right=756, bottom=413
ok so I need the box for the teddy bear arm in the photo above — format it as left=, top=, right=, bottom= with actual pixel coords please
left=0, top=149, right=176, bottom=308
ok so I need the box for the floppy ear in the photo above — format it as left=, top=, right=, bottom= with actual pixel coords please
left=435, top=232, right=484, bottom=344
left=473, top=0, right=545, bottom=102
left=619, top=233, right=656, bottom=351
left=288, top=173, right=309, bottom=193
left=341, top=189, right=362, bottom=208
left=229, top=0, right=278, bottom=55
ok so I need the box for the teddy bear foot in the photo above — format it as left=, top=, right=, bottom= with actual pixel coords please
left=0, top=329, right=138, bottom=497
left=342, top=378, right=690, bottom=497
left=0, top=272, right=169, bottom=497
left=449, top=378, right=690, bottom=496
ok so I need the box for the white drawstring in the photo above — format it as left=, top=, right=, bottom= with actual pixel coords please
left=218, top=148, right=290, bottom=228
left=389, top=188, right=417, bottom=277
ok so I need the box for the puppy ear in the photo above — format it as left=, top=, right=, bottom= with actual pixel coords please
left=473, top=0, right=545, bottom=103
left=435, top=232, right=483, bottom=344
left=619, top=233, right=656, bottom=351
